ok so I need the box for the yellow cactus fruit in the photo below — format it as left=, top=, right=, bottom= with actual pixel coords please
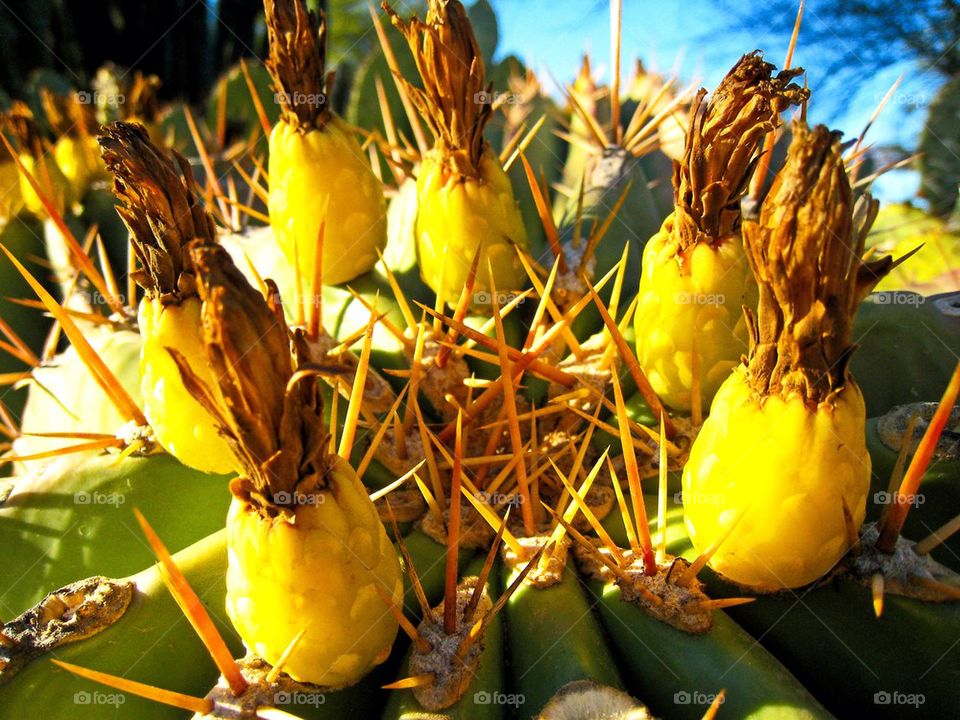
left=265, top=0, right=386, bottom=286
left=42, top=89, right=106, bottom=192
left=637, top=219, right=756, bottom=412
left=634, top=53, right=807, bottom=412
left=682, top=122, right=902, bottom=591
left=0, top=161, right=24, bottom=219
left=178, top=243, right=401, bottom=687
left=3, top=101, right=75, bottom=216
left=387, top=0, right=528, bottom=308
left=99, top=121, right=236, bottom=475
left=52, top=135, right=103, bottom=190
left=416, top=146, right=527, bottom=306
left=225, top=454, right=401, bottom=687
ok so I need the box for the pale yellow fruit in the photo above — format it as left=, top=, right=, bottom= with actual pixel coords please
left=416, top=148, right=528, bottom=309
left=18, top=153, right=74, bottom=216
left=682, top=366, right=870, bottom=591
left=635, top=214, right=757, bottom=412
left=269, top=116, right=387, bottom=286
left=53, top=136, right=105, bottom=190
left=225, top=456, right=402, bottom=687
left=0, top=161, right=24, bottom=219
left=138, top=297, right=236, bottom=475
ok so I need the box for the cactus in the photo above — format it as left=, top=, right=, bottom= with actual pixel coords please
left=1, top=2, right=959, bottom=719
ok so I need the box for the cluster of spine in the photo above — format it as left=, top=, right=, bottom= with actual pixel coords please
left=0, top=1, right=957, bottom=719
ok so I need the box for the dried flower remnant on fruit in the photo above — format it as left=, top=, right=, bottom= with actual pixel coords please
left=265, top=0, right=331, bottom=129
left=99, top=121, right=216, bottom=304
left=673, top=52, right=807, bottom=251
left=172, top=243, right=330, bottom=510
left=742, top=122, right=897, bottom=404
left=385, top=0, right=492, bottom=179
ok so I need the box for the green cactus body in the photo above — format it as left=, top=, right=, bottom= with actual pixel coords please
left=851, top=292, right=960, bottom=417
left=14, top=327, right=142, bottom=470
left=505, top=565, right=623, bottom=720
left=0, top=453, right=231, bottom=616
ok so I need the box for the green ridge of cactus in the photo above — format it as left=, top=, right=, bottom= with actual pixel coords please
left=851, top=291, right=960, bottom=417
left=0, top=453, right=232, bottom=616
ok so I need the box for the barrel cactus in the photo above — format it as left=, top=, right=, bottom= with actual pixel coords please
left=0, top=2, right=958, bottom=719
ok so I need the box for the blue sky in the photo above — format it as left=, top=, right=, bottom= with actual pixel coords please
left=489, top=0, right=940, bottom=203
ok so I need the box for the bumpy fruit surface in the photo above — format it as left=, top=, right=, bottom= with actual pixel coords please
left=138, top=296, right=236, bottom=475
left=682, top=367, right=870, bottom=591
left=226, top=456, right=402, bottom=687
left=416, top=148, right=528, bottom=308
left=635, top=215, right=756, bottom=412
left=268, top=116, right=387, bottom=286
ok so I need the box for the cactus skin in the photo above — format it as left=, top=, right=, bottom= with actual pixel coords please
left=505, top=566, right=623, bottom=720
left=591, top=577, right=834, bottom=720
left=0, top=532, right=239, bottom=720
left=851, top=292, right=960, bottom=417
left=705, top=568, right=960, bottom=720
left=0, top=453, right=231, bottom=616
